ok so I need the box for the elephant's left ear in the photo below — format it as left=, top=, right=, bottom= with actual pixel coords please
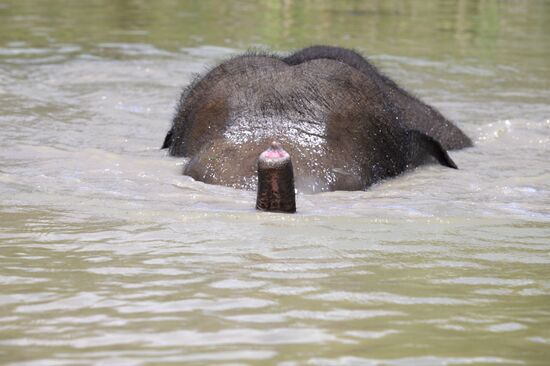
left=408, top=130, right=458, bottom=169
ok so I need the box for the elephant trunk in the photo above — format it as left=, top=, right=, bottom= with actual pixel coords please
left=256, top=141, right=296, bottom=213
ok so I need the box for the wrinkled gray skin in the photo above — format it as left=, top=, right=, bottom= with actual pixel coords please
left=162, top=46, right=471, bottom=196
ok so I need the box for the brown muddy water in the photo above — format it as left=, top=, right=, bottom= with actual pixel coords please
left=0, top=1, right=549, bottom=365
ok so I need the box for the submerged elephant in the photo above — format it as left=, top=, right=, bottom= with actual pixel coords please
left=162, top=46, right=471, bottom=213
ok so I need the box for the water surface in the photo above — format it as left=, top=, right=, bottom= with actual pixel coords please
left=1, top=1, right=549, bottom=365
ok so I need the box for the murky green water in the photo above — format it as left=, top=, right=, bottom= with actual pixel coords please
left=1, top=1, right=549, bottom=365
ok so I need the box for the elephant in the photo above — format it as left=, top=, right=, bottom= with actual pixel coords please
left=162, top=46, right=471, bottom=213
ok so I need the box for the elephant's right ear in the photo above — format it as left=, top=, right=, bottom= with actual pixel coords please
left=161, top=128, right=173, bottom=149
left=408, top=130, right=458, bottom=169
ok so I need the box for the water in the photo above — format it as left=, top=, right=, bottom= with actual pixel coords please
left=1, top=0, right=549, bottom=365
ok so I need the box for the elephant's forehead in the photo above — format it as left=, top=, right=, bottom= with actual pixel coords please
left=219, top=71, right=336, bottom=149
left=222, top=112, right=327, bottom=149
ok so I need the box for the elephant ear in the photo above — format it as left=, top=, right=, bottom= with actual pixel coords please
left=408, top=130, right=458, bottom=169
left=161, top=128, right=173, bottom=149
